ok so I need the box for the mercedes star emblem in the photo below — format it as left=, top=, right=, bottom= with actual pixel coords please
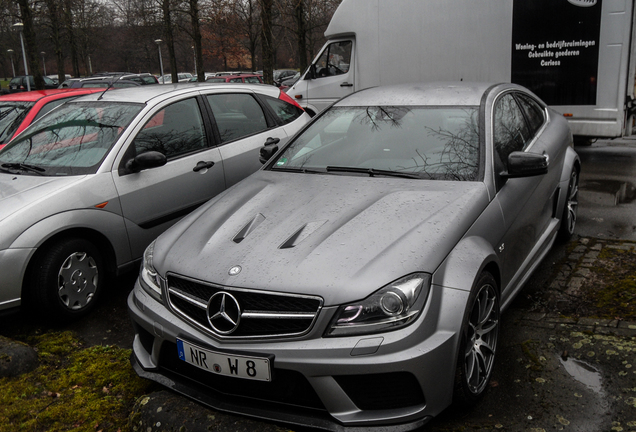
left=207, top=292, right=241, bottom=335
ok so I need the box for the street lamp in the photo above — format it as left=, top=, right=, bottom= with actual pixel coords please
left=155, top=39, right=165, bottom=83
left=12, top=22, right=30, bottom=91
left=41, top=51, right=46, bottom=76
left=192, top=46, right=196, bottom=78
left=7, top=49, right=15, bottom=77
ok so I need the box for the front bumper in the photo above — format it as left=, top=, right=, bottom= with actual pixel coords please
left=128, top=279, right=468, bottom=431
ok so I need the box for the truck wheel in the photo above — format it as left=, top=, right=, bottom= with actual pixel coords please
left=28, top=238, right=105, bottom=321
left=454, top=272, right=499, bottom=407
left=558, top=167, right=579, bottom=241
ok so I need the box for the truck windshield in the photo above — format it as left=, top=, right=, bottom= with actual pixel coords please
left=271, top=105, right=481, bottom=181
left=0, top=101, right=34, bottom=145
left=0, top=101, right=143, bottom=176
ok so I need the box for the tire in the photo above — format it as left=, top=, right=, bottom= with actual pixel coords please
left=558, top=167, right=579, bottom=241
left=453, top=272, right=500, bottom=407
left=28, top=238, right=105, bottom=321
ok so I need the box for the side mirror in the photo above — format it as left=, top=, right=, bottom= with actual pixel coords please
left=501, top=151, right=548, bottom=178
left=125, top=151, right=167, bottom=174
left=259, top=138, right=280, bottom=164
left=307, top=64, right=317, bottom=80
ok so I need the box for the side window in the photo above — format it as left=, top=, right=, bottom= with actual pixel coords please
left=314, top=40, right=352, bottom=78
left=263, top=95, right=303, bottom=125
left=35, top=98, right=77, bottom=121
left=229, top=78, right=243, bottom=83
left=516, top=93, right=545, bottom=137
left=493, top=93, right=531, bottom=165
left=244, top=76, right=261, bottom=83
left=206, top=93, right=268, bottom=143
left=131, top=97, right=207, bottom=159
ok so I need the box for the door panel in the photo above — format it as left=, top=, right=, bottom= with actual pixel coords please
left=307, top=40, right=355, bottom=112
left=112, top=97, right=226, bottom=259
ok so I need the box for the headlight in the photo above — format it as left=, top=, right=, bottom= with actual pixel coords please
left=139, top=240, right=163, bottom=301
left=326, top=273, right=431, bottom=337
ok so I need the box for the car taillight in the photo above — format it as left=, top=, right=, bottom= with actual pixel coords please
left=278, top=89, right=303, bottom=110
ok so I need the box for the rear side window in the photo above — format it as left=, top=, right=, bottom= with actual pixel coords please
left=206, top=93, right=268, bottom=143
left=263, top=95, right=304, bottom=125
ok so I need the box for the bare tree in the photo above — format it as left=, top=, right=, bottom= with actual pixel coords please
left=259, top=0, right=273, bottom=83
left=15, top=0, right=44, bottom=88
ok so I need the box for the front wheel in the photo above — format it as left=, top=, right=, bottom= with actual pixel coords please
left=558, top=167, right=579, bottom=241
left=27, top=238, right=105, bottom=321
left=454, top=272, right=500, bottom=406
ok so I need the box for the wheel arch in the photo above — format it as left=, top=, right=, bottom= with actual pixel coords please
left=11, top=209, right=131, bottom=299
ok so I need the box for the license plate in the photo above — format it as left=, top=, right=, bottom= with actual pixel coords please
left=177, top=339, right=272, bottom=382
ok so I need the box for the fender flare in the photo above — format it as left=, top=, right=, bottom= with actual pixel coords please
left=433, top=235, right=500, bottom=294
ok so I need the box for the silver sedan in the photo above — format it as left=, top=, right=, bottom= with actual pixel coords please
left=0, top=83, right=310, bottom=320
left=128, top=82, right=579, bottom=430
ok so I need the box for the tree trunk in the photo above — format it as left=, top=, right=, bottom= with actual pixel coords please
left=16, top=0, right=44, bottom=89
left=260, top=0, right=274, bottom=84
left=162, top=0, right=178, bottom=83
left=189, top=0, right=204, bottom=81
left=44, top=0, right=66, bottom=84
left=294, top=0, right=308, bottom=73
left=63, top=0, right=81, bottom=77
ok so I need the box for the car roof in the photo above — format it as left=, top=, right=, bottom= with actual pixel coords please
left=0, top=88, right=104, bottom=102
left=68, top=82, right=280, bottom=104
left=336, top=82, right=498, bottom=107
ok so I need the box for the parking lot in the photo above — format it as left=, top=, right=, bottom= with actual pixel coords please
left=1, top=139, right=635, bottom=431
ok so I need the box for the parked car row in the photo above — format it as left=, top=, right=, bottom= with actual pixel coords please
left=189, top=73, right=264, bottom=84
left=59, top=73, right=159, bottom=88
left=0, top=79, right=579, bottom=432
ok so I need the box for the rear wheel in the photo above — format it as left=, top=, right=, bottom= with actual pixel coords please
left=27, top=238, right=105, bottom=321
left=558, top=167, right=579, bottom=241
left=454, top=272, right=500, bottom=406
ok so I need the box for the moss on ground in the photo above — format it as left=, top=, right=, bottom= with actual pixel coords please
left=0, top=331, right=152, bottom=432
left=584, top=245, right=636, bottom=320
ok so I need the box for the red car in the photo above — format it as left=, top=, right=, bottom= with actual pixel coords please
left=0, top=88, right=104, bottom=150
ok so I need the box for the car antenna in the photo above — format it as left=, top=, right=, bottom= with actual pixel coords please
left=97, top=80, right=115, bottom=101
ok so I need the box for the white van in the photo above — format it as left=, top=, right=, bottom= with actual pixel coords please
left=287, top=0, right=636, bottom=142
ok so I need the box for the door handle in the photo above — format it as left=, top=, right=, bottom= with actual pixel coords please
left=340, top=82, right=353, bottom=87
left=193, top=160, right=215, bottom=172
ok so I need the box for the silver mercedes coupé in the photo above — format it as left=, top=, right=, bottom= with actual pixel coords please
left=128, top=82, right=580, bottom=431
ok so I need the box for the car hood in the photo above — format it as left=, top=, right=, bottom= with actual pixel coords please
left=156, top=171, right=490, bottom=306
left=0, top=174, right=84, bottom=223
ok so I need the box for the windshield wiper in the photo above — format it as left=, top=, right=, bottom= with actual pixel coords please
left=1, top=163, right=46, bottom=175
left=326, top=166, right=421, bottom=179
left=271, top=166, right=326, bottom=174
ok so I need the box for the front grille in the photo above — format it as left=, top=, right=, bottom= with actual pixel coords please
left=167, top=274, right=323, bottom=339
left=158, top=341, right=326, bottom=410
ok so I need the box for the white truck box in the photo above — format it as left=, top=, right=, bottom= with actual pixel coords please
left=287, top=0, right=636, bottom=141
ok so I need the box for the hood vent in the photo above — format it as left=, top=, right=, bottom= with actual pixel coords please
left=279, top=220, right=327, bottom=249
left=233, top=213, right=266, bottom=243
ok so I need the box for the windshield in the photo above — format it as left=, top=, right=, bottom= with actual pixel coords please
left=272, top=106, right=481, bottom=181
left=0, top=101, right=34, bottom=144
left=0, top=101, right=143, bottom=176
